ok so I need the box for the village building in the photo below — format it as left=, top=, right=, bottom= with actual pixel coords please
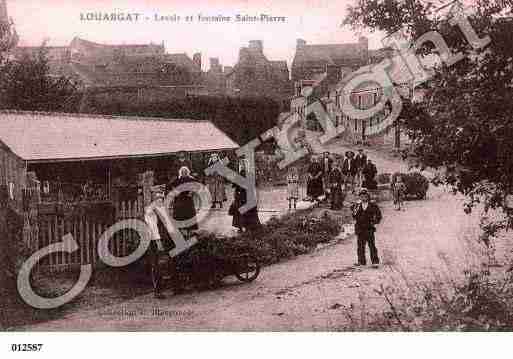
left=0, top=110, right=239, bottom=270
left=225, top=40, right=292, bottom=99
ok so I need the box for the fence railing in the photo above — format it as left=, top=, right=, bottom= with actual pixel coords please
left=36, top=198, right=142, bottom=272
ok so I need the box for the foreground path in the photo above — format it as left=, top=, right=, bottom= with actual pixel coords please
left=21, top=182, right=489, bottom=330
left=20, top=140, right=501, bottom=330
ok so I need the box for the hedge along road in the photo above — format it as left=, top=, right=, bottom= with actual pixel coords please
left=19, top=141, right=497, bottom=331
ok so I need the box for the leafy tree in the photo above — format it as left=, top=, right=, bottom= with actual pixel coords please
left=344, top=0, right=513, bottom=238
left=0, top=48, right=82, bottom=112
left=84, top=94, right=282, bottom=146
left=0, top=17, right=80, bottom=112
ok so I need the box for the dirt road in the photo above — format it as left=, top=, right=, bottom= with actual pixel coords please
left=19, top=142, right=497, bottom=331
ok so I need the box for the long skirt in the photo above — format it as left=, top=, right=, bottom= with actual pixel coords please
left=330, top=185, right=345, bottom=210
left=307, top=177, right=323, bottom=198
left=287, top=181, right=299, bottom=200
left=206, top=175, right=226, bottom=203
left=173, top=195, right=199, bottom=230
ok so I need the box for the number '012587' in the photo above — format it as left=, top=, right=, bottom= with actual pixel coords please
left=11, top=344, right=43, bottom=352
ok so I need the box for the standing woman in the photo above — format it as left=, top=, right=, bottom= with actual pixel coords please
left=307, top=156, right=323, bottom=203
left=329, top=161, right=346, bottom=210
left=169, top=166, right=199, bottom=234
left=231, top=159, right=261, bottom=232
left=286, top=166, right=300, bottom=210
left=206, top=153, right=227, bottom=209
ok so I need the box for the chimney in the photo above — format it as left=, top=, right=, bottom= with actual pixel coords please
left=193, top=52, right=202, bottom=70
left=296, top=39, right=306, bottom=49
left=209, top=57, right=221, bottom=72
left=248, top=40, right=263, bottom=53
left=0, top=0, right=8, bottom=24
left=239, top=47, right=250, bottom=63
left=325, top=64, right=341, bottom=83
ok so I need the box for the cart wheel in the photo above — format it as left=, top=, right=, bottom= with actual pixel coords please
left=235, top=254, right=260, bottom=282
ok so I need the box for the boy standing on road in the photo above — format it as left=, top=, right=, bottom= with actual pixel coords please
left=352, top=189, right=382, bottom=268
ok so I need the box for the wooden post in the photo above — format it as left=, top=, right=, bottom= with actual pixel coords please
left=142, top=170, right=154, bottom=208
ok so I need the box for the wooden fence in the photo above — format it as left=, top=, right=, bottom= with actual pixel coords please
left=35, top=198, right=145, bottom=272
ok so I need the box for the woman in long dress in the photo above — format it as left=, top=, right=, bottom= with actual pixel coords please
left=307, top=156, right=323, bottom=202
left=329, top=162, right=346, bottom=210
left=286, top=166, right=300, bottom=209
left=231, top=159, right=261, bottom=232
left=206, top=153, right=227, bottom=209
left=169, top=166, right=199, bottom=232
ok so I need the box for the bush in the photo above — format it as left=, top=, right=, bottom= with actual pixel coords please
left=194, top=208, right=342, bottom=267
left=377, top=173, right=391, bottom=184
left=391, top=172, right=429, bottom=200
left=355, top=270, right=513, bottom=331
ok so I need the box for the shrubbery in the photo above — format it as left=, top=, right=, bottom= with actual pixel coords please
left=391, top=172, right=429, bottom=200
left=354, top=270, right=513, bottom=331
left=196, top=208, right=342, bottom=266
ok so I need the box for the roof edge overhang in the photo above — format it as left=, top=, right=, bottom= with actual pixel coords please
left=25, top=146, right=240, bottom=165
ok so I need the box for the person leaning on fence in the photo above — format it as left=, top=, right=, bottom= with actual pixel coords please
left=351, top=189, right=382, bottom=268
left=286, top=166, right=300, bottom=210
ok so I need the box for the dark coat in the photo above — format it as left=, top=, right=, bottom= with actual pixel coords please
left=321, top=156, right=333, bottom=175
left=362, top=163, right=378, bottom=189
left=342, top=158, right=358, bottom=176
left=307, top=162, right=323, bottom=198
left=329, top=168, right=345, bottom=210
left=231, top=170, right=261, bottom=231
left=352, top=201, right=382, bottom=235
left=169, top=175, right=199, bottom=230
left=355, top=154, right=368, bottom=170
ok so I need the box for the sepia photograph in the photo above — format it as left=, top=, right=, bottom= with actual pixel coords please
left=1, top=0, right=513, bottom=355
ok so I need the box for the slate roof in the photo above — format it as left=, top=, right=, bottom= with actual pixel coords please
left=292, top=43, right=367, bottom=68
left=0, top=111, right=239, bottom=162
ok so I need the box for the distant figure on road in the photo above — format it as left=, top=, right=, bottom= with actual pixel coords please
left=306, top=156, right=323, bottom=203
left=321, top=152, right=333, bottom=200
left=329, top=160, right=345, bottom=210
left=206, top=153, right=227, bottom=209
left=352, top=189, right=382, bottom=268
left=342, top=151, right=357, bottom=193
left=286, top=166, right=300, bottom=210
left=355, top=149, right=367, bottom=188
left=362, top=158, right=378, bottom=190
left=230, top=159, right=261, bottom=233
left=392, top=175, right=406, bottom=211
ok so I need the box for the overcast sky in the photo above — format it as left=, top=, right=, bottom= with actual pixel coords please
left=7, top=0, right=387, bottom=69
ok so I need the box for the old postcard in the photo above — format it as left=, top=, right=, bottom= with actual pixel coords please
left=1, top=0, right=512, bottom=355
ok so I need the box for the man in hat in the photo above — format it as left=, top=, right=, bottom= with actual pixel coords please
left=321, top=152, right=333, bottom=200
left=342, top=151, right=357, bottom=193
left=355, top=149, right=367, bottom=188
left=351, top=188, right=382, bottom=268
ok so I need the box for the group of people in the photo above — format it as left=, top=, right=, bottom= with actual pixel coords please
left=288, top=149, right=378, bottom=211
left=147, top=152, right=261, bottom=239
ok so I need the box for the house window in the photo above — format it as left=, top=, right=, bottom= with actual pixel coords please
left=354, top=119, right=358, bottom=131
